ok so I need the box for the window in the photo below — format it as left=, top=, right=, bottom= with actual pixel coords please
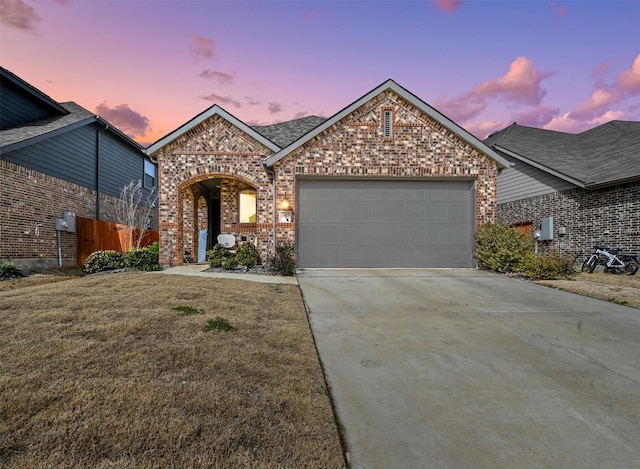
left=144, top=160, right=157, bottom=188
left=239, top=190, right=257, bottom=223
left=383, top=110, right=393, bottom=138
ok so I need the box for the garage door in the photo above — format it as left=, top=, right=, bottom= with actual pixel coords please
left=296, top=179, right=475, bottom=268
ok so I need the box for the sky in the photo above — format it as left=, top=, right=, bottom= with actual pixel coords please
left=1, top=0, right=639, bottom=147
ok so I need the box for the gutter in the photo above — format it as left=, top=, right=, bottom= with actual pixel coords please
left=96, top=120, right=109, bottom=220
left=262, top=161, right=277, bottom=258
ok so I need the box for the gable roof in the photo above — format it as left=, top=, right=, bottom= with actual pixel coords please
left=485, top=121, right=640, bottom=188
left=0, top=66, right=69, bottom=117
left=0, top=101, right=144, bottom=155
left=145, top=104, right=281, bottom=156
left=264, top=79, right=510, bottom=168
left=252, top=116, right=326, bottom=148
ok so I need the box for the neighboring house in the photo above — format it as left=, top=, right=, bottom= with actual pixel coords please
left=485, top=121, right=640, bottom=257
left=0, top=67, right=157, bottom=271
left=146, top=79, right=509, bottom=268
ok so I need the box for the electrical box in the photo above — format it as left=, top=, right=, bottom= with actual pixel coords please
left=64, top=211, right=76, bottom=233
left=540, top=216, right=553, bottom=241
left=55, top=218, right=68, bottom=231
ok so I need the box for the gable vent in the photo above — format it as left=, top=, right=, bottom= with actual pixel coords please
left=384, top=110, right=393, bottom=138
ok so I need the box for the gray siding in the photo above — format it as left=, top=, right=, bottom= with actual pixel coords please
left=3, top=124, right=98, bottom=189
left=498, top=158, right=576, bottom=204
left=0, top=80, right=62, bottom=130
left=2, top=122, right=153, bottom=199
left=297, top=178, right=475, bottom=268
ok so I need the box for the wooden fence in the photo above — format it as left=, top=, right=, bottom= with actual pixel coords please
left=76, top=216, right=159, bottom=266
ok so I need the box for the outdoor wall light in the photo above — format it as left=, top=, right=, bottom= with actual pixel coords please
left=280, top=196, right=291, bottom=210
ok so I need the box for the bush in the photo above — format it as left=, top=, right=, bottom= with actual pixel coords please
left=269, top=243, right=296, bottom=276
left=475, top=222, right=534, bottom=273
left=125, top=247, right=161, bottom=271
left=207, top=244, right=232, bottom=268
left=84, top=250, right=126, bottom=274
left=235, top=242, right=260, bottom=267
left=0, top=261, right=22, bottom=279
left=146, top=241, right=159, bottom=254
left=221, top=257, right=238, bottom=270
left=520, top=252, right=577, bottom=280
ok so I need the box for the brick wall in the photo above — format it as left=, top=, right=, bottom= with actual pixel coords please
left=155, top=91, right=501, bottom=267
left=498, top=181, right=640, bottom=257
left=0, top=160, right=122, bottom=271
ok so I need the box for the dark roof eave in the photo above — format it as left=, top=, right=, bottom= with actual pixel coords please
left=1, top=67, right=69, bottom=116
left=584, top=175, right=640, bottom=190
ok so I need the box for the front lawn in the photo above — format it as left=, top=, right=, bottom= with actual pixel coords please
left=0, top=271, right=345, bottom=468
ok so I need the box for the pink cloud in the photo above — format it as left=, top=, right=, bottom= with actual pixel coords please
left=200, top=93, right=241, bottom=108
left=436, top=56, right=551, bottom=124
left=293, top=111, right=310, bottom=119
left=191, top=33, right=215, bottom=62
left=429, top=0, right=463, bottom=14
left=1, top=0, right=39, bottom=32
left=616, top=53, right=640, bottom=94
left=305, top=8, right=321, bottom=21
left=95, top=102, right=150, bottom=139
left=245, top=96, right=262, bottom=106
left=199, top=69, right=233, bottom=85
left=436, top=93, right=486, bottom=123
left=569, top=87, right=623, bottom=120
left=550, top=2, right=568, bottom=18
left=475, top=56, right=553, bottom=105
left=465, top=120, right=506, bottom=140
left=545, top=110, right=627, bottom=134
left=511, top=105, right=559, bottom=127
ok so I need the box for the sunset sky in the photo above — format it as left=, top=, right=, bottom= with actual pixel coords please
left=2, top=0, right=639, bottom=147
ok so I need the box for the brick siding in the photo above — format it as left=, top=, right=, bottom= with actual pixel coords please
left=498, top=181, right=640, bottom=258
left=0, top=160, right=123, bottom=270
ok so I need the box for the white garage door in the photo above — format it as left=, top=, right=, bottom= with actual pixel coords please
left=296, top=179, right=475, bottom=268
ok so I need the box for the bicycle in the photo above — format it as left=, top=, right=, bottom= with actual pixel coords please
left=581, top=246, right=638, bottom=275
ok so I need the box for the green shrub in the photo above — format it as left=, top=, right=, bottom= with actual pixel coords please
left=0, top=261, right=22, bottom=279
left=203, top=317, right=235, bottom=332
left=207, top=244, right=232, bottom=268
left=221, top=257, right=238, bottom=270
left=475, top=222, right=534, bottom=273
left=269, top=243, right=296, bottom=276
left=520, top=252, right=577, bottom=280
left=146, top=241, right=159, bottom=254
left=125, top=248, right=161, bottom=271
left=84, top=250, right=126, bottom=274
left=235, top=242, right=260, bottom=267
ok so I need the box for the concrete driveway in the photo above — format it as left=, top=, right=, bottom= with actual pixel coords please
left=298, top=269, right=640, bottom=469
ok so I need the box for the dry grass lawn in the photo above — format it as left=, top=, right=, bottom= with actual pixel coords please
left=0, top=271, right=346, bottom=468
left=537, top=270, right=640, bottom=308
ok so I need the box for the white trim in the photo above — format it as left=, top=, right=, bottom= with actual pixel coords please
left=145, top=105, right=280, bottom=155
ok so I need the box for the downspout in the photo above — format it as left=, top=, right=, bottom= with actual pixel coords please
left=96, top=121, right=109, bottom=220
left=262, top=161, right=277, bottom=258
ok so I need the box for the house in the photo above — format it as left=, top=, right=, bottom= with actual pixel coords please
left=485, top=121, right=640, bottom=257
left=146, top=79, right=509, bottom=268
left=0, top=67, right=157, bottom=271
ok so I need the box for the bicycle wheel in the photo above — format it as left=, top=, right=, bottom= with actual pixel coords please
left=581, top=255, right=597, bottom=273
left=623, top=260, right=638, bottom=276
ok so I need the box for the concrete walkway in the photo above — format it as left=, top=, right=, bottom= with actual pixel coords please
left=157, top=264, right=298, bottom=285
left=298, top=269, right=640, bottom=469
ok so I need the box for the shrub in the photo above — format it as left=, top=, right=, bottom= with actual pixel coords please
left=208, top=244, right=232, bottom=268
left=520, top=252, right=577, bottom=280
left=221, top=257, right=238, bottom=270
left=0, top=261, right=22, bottom=279
left=475, top=222, right=534, bottom=273
left=269, top=243, right=296, bottom=276
left=203, top=317, right=235, bottom=332
left=125, top=247, right=161, bottom=271
left=84, top=250, right=126, bottom=274
left=146, top=241, right=159, bottom=254
left=235, top=242, right=260, bottom=267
